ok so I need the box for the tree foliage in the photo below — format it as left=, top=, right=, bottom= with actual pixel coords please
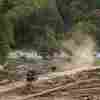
left=56, top=0, right=95, bottom=23
left=0, top=0, right=36, bottom=64
left=0, top=0, right=97, bottom=62
left=14, top=7, right=64, bottom=59
left=96, top=0, right=100, bottom=9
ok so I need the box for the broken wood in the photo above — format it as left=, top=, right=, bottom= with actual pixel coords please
left=19, top=78, right=100, bottom=100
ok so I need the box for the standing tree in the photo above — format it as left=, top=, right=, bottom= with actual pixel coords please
left=55, top=0, right=96, bottom=64
left=14, top=4, right=64, bottom=59
left=0, top=0, right=39, bottom=64
left=0, top=0, right=15, bottom=64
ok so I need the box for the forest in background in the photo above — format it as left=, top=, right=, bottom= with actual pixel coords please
left=0, top=0, right=97, bottom=64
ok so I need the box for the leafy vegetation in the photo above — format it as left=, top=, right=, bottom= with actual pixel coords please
left=96, top=0, right=100, bottom=9
left=0, top=0, right=97, bottom=63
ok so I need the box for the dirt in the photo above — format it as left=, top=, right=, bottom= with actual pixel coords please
left=0, top=65, right=100, bottom=100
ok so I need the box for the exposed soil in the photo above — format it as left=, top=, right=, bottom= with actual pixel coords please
left=0, top=65, right=100, bottom=100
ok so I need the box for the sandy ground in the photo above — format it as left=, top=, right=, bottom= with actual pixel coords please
left=0, top=65, right=100, bottom=100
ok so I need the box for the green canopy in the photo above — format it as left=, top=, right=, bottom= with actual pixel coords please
left=96, top=0, right=100, bottom=9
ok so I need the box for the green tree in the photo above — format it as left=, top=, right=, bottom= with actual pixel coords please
left=56, top=0, right=95, bottom=22
left=55, top=0, right=96, bottom=64
left=0, top=0, right=15, bottom=64
left=14, top=7, right=64, bottom=59
left=0, top=0, right=39, bottom=64
left=96, top=0, right=100, bottom=9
